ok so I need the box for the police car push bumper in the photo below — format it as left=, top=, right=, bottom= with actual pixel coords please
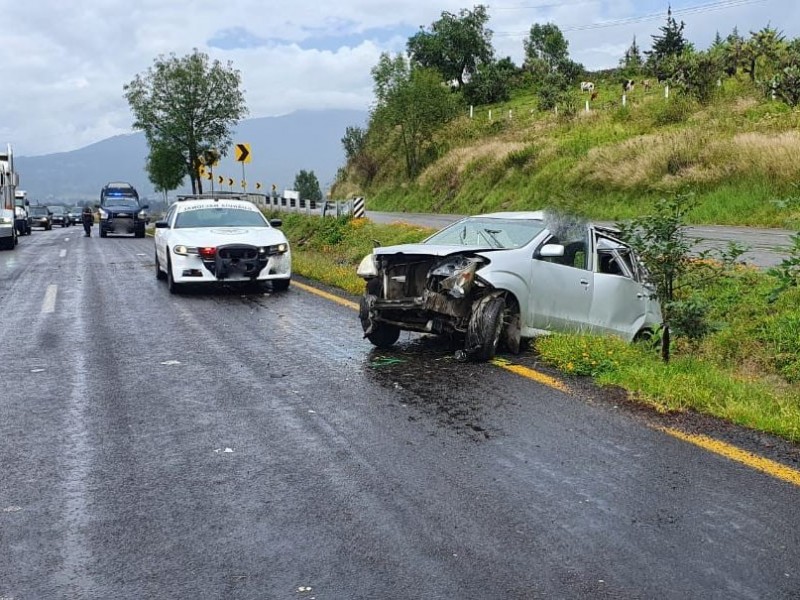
left=171, top=243, right=290, bottom=283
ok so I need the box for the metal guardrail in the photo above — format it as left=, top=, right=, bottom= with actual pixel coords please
left=250, top=193, right=366, bottom=218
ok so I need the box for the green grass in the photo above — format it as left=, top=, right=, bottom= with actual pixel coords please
left=342, top=76, right=800, bottom=229
left=275, top=212, right=800, bottom=442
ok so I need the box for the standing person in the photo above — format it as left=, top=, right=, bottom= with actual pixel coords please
left=81, top=205, right=94, bottom=237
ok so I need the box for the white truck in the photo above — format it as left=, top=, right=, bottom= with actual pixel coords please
left=15, top=190, right=31, bottom=236
left=0, top=143, right=19, bottom=250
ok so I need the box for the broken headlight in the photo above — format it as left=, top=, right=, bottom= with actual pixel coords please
left=357, top=253, right=378, bottom=278
left=430, top=256, right=480, bottom=298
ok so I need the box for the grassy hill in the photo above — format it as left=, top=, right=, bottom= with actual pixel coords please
left=335, top=77, right=800, bottom=229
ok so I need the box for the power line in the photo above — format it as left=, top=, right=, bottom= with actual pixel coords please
left=492, top=0, right=768, bottom=37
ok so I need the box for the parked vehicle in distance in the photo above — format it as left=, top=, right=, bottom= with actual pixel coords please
left=98, top=182, right=148, bottom=238
left=68, top=206, right=83, bottom=225
left=14, top=190, right=32, bottom=236
left=0, top=144, right=19, bottom=251
left=29, top=206, right=52, bottom=230
left=357, top=211, right=663, bottom=361
left=153, top=193, right=291, bottom=294
left=48, top=205, right=70, bottom=228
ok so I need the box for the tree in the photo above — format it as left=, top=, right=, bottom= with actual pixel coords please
left=371, top=53, right=459, bottom=178
left=293, top=170, right=323, bottom=202
left=772, top=40, right=800, bottom=106
left=462, top=58, right=516, bottom=105
left=620, top=35, right=644, bottom=73
left=406, top=5, right=493, bottom=88
left=646, top=6, right=689, bottom=80
left=664, top=50, right=722, bottom=104
left=524, top=23, right=569, bottom=74
left=721, top=26, right=746, bottom=76
left=124, top=49, right=247, bottom=194
left=341, top=126, right=367, bottom=161
left=146, top=142, right=186, bottom=201
left=742, top=26, right=786, bottom=83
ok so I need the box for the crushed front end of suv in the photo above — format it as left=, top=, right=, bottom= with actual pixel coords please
left=98, top=182, right=148, bottom=238
left=153, top=194, right=291, bottom=294
left=357, top=211, right=663, bottom=361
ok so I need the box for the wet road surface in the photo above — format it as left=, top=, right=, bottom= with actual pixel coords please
left=368, top=211, right=796, bottom=269
left=1, top=228, right=799, bottom=599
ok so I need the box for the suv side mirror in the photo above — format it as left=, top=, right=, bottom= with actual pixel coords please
left=141, top=204, right=150, bottom=210
left=538, top=243, right=565, bottom=258
left=269, top=219, right=283, bottom=228
left=154, top=220, right=169, bottom=229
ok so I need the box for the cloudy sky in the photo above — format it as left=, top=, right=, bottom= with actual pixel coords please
left=1, top=0, right=795, bottom=157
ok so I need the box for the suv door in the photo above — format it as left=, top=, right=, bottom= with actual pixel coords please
left=529, top=229, right=593, bottom=333
left=589, top=230, right=654, bottom=340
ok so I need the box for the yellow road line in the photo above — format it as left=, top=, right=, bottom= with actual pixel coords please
left=294, top=280, right=798, bottom=486
left=293, top=281, right=568, bottom=392
left=292, top=280, right=360, bottom=310
left=491, top=358, right=570, bottom=393
left=660, top=427, right=800, bottom=487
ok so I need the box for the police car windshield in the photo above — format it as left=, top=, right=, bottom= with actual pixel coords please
left=103, top=198, right=139, bottom=208
left=174, top=207, right=268, bottom=229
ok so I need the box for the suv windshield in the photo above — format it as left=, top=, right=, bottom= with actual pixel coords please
left=49, top=206, right=65, bottom=214
left=174, top=207, right=267, bottom=229
left=424, top=217, right=545, bottom=249
left=30, top=207, right=49, bottom=216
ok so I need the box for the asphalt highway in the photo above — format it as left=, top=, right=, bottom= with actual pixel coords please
left=1, top=227, right=799, bottom=599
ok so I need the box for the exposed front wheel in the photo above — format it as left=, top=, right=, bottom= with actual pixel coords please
left=99, top=229, right=107, bottom=238
left=466, top=296, right=506, bottom=362
left=359, top=294, right=400, bottom=348
left=135, top=229, right=145, bottom=238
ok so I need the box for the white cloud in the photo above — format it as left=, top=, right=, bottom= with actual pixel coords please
left=1, top=0, right=795, bottom=155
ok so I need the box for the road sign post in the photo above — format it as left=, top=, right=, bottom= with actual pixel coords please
left=235, top=143, right=252, bottom=193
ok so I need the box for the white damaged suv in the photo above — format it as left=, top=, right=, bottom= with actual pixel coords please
left=357, top=211, right=662, bottom=361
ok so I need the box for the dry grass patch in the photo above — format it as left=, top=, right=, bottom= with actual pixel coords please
left=576, top=129, right=800, bottom=190
left=419, top=140, right=529, bottom=187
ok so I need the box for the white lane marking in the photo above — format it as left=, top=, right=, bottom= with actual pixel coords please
left=60, top=249, right=67, bottom=258
left=41, top=284, right=58, bottom=314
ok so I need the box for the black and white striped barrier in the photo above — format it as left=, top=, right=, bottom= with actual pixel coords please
left=353, top=196, right=365, bottom=219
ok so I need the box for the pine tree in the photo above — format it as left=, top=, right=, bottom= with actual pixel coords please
left=620, top=35, right=643, bottom=71
left=646, top=6, right=688, bottom=79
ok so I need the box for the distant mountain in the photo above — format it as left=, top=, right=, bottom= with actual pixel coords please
left=15, top=109, right=368, bottom=203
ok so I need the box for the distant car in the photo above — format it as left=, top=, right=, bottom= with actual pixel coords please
left=356, top=211, right=663, bottom=361
left=98, top=182, right=148, bottom=238
left=29, top=206, right=52, bottom=230
left=153, top=194, right=291, bottom=294
left=67, top=206, right=83, bottom=225
left=48, top=206, right=70, bottom=228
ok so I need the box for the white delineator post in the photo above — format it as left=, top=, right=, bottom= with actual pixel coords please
left=622, top=94, right=627, bottom=107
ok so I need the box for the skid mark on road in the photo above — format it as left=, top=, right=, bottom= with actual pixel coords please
left=660, top=427, right=800, bottom=488
left=41, top=284, right=58, bottom=314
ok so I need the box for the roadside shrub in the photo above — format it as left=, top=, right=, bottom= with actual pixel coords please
left=665, top=295, right=718, bottom=340
left=534, top=334, right=639, bottom=377
left=651, top=96, right=694, bottom=126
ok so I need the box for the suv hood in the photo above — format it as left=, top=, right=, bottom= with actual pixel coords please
left=373, top=243, right=496, bottom=257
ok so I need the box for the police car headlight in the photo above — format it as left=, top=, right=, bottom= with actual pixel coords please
left=137, top=209, right=147, bottom=219
left=99, top=208, right=108, bottom=219
left=173, top=245, right=198, bottom=256
left=0, top=217, right=12, bottom=225
left=259, top=243, right=288, bottom=255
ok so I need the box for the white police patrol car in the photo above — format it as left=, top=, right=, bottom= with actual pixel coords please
left=154, top=194, right=291, bottom=293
